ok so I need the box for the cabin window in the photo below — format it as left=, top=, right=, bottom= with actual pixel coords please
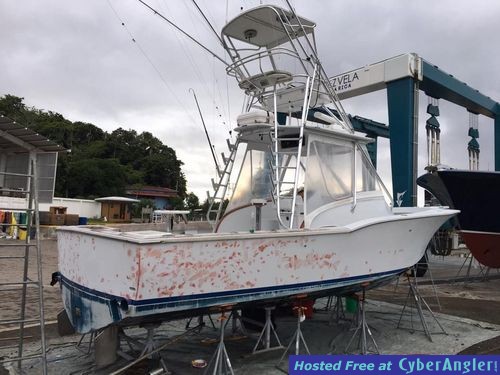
left=227, top=148, right=273, bottom=210
left=305, top=136, right=353, bottom=213
left=355, top=145, right=378, bottom=193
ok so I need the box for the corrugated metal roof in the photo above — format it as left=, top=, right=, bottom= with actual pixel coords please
left=0, top=115, right=66, bottom=153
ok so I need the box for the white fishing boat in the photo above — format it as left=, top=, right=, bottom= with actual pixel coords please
left=55, top=5, right=458, bottom=333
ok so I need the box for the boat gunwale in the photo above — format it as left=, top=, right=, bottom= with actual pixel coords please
left=56, top=207, right=458, bottom=245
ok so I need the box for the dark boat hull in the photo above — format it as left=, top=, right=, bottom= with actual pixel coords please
left=417, top=170, right=500, bottom=268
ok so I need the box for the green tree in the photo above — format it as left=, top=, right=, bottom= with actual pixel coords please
left=0, top=95, right=188, bottom=199
left=139, top=152, right=186, bottom=197
left=185, top=192, right=200, bottom=211
left=66, top=158, right=128, bottom=198
left=0, top=94, right=26, bottom=119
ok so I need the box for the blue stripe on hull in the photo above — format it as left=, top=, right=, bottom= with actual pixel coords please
left=59, top=268, right=405, bottom=333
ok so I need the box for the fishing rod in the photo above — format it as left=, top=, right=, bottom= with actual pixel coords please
left=189, top=88, right=221, bottom=175
left=136, top=0, right=229, bottom=66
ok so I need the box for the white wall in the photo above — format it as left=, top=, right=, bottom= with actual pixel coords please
left=0, top=196, right=101, bottom=218
left=0, top=196, right=28, bottom=210
left=39, top=197, right=101, bottom=218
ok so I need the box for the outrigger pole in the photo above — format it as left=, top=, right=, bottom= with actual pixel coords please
left=190, top=0, right=227, bottom=48
left=189, top=88, right=221, bottom=175
left=136, top=0, right=229, bottom=66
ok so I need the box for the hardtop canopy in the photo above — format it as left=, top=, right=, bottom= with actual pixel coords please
left=222, top=5, right=316, bottom=48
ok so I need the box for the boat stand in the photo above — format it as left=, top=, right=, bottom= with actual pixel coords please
left=397, top=273, right=446, bottom=342
left=329, top=296, right=346, bottom=325
left=204, top=312, right=234, bottom=375
left=252, top=306, right=284, bottom=354
left=455, top=254, right=492, bottom=282
left=76, top=331, right=97, bottom=354
left=276, top=306, right=310, bottom=371
left=455, top=254, right=477, bottom=280
left=344, top=289, right=379, bottom=355
left=229, top=310, right=247, bottom=337
left=118, top=323, right=170, bottom=374
left=185, top=314, right=217, bottom=333
left=322, top=295, right=335, bottom=311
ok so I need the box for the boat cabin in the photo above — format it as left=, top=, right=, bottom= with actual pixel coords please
left=216, top=123, right=390, bottom=233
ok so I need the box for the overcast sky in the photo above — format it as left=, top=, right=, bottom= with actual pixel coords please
left=1, top=0, right=499, bottom=203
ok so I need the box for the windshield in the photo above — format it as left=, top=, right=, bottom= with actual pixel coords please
left=226, top=148, right=273, bottom=211
left=305, top=134, right=379, bottom=214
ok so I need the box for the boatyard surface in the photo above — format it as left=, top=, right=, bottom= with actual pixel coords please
left=1, top=239, right=500, bottom=374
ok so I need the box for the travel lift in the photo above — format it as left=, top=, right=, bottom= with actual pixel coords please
left=329, top=52, right=500, bottom=207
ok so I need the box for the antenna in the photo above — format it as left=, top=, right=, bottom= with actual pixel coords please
left=189, top=88, right=221, bottom=175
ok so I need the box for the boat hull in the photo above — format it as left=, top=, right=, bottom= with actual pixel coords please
left=58, top=268, right=402, bottom=332
left=461, top=231, right=500, bottom=268
left=56, top=209, right=454, bottom=333
left=417, top=170, right=500, bottom=268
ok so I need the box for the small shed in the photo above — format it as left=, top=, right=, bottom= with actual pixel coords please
left=95, top=196, right=139, bottom=223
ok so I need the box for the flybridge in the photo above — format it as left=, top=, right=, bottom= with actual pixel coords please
left=329, top=53, right=423, bottom=99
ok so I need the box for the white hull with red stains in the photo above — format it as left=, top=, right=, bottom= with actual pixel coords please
left=56, top=206, right=454, bottom=333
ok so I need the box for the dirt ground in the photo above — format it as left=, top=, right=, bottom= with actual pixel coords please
left=0, top=239, right=63, bottom=331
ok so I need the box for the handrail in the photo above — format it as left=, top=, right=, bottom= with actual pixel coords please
left=226, top=48, right=303, bottom=79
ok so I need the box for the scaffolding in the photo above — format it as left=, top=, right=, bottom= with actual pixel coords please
left=0, top=160, right=47, bottom=374
left=0, top=115, right=64, bottom=374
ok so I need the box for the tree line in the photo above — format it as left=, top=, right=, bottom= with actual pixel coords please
left=0, top=94, right=200, bottom=209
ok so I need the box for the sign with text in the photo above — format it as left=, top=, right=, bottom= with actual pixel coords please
left=289, top=355, right=499, bottom=375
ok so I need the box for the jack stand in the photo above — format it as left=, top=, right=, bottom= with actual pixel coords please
left=186, top=314, right=217, bottom=333
left=323, top=295, right=334, bottom=311
left=76, top=331, right=96, bottom=354
left=139, top=323, right=170, bottom=375
left=481, top=266, right=496, bottom=281
left=424, top=252, right=442, bottom=311
left=397, top=273, right=446, bottom=342
left=229, top=310, right=247, bottom=337
left=328, top=296, right=346, bottom=325
left=253, top=306, right=284, bottom=354
left=455, top=254, right=475, bottom=281
left=345, top=288, right=379, bottom=355
left=454, top=253, right=491, bottom=281
left=276, top=307, right=310, bottom=371
left=204, top=313, right=234, bottom=375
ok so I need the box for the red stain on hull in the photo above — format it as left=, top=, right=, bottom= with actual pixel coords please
left=134, top=248, right=142, bottom=299
left=461, top=231, right=500, bottom=268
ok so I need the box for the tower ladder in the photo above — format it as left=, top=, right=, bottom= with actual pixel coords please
left=206, top=139, right=238, bottom=229
left=271, top=65, right=317, bottom=228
